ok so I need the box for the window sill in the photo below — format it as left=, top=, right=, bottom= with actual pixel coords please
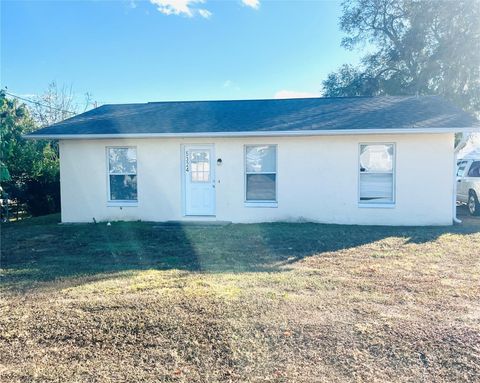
left=244, top=201, right=278, bottom=208
left=107, top=201, right=138, bottom=207
left=358, top=203, right=396, bottom=209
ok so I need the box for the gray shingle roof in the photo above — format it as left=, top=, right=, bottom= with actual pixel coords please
left=27, top=96, right=479, bottom=137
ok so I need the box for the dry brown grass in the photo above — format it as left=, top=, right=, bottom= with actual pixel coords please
left=1, top=210, right=479, bottom=382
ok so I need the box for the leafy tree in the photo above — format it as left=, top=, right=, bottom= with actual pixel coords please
left=1, top=82, right=94, bottom=217
left=323, top=0, right=480, bottom=114
left=0, top=90, right=61, bottom=216
left=1, top=91, right=36, bottom=181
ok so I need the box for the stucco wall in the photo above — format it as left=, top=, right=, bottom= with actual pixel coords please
left=59, top=133, right=455, bottom=225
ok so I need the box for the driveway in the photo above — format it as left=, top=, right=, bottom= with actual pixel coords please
left=457, top=205, right=480, bottom=227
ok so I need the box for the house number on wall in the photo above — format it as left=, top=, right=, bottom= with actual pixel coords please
left=185, top=151, right=189, bottom=172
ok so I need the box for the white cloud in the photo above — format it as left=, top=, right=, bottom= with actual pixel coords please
left=198, top=8, right=212, bottom=18
left=149, top=0, right=259, bottom=18
left=149, top=0, right=211, bottom=18
left=242, top=0, right=260, bottom=9
left=274, top=90, right=320, bottom=99
left=223, top=80, right=233, bottom=88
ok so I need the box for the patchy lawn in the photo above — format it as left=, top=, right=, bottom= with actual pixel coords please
left=1, top=212, right=479, bottom=382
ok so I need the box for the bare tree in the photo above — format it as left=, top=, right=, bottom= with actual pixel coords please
left=31, top=82, right=95, bottom=127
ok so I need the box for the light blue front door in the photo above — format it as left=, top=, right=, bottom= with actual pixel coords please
left=184, top=145, right=216, bottom=216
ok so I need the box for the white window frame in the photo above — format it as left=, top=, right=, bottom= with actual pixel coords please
left=358, top=142, right=396, bottom=208
left=244, top=144, right=278, bottom=208
left=106, top=146, right=138, bottom=206
left=189, top=149, right=211, bottom=183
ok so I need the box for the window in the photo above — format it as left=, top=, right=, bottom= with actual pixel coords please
left=467, top=161, right=480, bottom=177
left=190, top=150, right=210, bottom=182
left=245, top=145, right=277, bottom=202
left=359, top=144, right=395, bottom=204
left=107, top=147, right=137, bottom=202
left=457, top=160, right=468, bottom=177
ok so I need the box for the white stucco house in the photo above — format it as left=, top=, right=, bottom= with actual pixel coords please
left=26, top=96, right=479, bottom=225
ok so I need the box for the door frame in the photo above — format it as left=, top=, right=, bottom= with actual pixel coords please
left=181, top=143, right=216, bottom=216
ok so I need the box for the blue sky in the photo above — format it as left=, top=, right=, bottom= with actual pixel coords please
left=1, top=0, right=362, bottom=106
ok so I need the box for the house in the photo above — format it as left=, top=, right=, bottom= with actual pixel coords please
left=26, top=96, right=479, bottom=225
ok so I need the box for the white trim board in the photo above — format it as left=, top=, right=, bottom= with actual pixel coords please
left=24, top=127, right=478, bottom=140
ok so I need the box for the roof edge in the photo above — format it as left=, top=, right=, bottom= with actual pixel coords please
left=24, top=127, right=478, bottom=140
left=104, top=95, right=424, bottom=107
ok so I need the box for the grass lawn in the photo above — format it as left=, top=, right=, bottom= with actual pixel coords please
left=1, top=211, right=480, bottom=382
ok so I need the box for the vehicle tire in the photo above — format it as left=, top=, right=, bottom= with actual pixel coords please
left=468, top=190, right=480, bottom=216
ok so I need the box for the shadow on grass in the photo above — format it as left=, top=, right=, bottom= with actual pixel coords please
left=1, top=210, right=479, bottom=291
